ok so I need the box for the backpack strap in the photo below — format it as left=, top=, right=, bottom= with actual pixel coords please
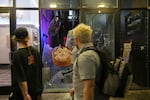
left=27, top=46, right=32, bottom=55
left=27, top=46, right=35, bottom=65
left=78, top=46, right=110, bottom=90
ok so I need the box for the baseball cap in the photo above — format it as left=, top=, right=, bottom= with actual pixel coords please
left=14, top=27, right=28, bottom=39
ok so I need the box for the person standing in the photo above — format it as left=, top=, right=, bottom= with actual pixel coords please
left=65, top=29, right=79, bottom=62
left=48, top=16, right=61, bottom=47
left=70, top=23, right=110, bottom=100
left=10, top=27, right=43, bottom=100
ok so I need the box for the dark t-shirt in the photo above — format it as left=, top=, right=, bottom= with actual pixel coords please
left=12, top=46, right=43, bottom=95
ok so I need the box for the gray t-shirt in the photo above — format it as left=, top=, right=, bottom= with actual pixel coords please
left=73, top=45, right=100, bottom=100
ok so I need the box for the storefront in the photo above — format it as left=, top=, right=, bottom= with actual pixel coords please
left=0, top=0, right=149, bottom=94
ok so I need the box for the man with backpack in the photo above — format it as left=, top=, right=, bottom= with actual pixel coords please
left=70, top=23, right=110, bottom=100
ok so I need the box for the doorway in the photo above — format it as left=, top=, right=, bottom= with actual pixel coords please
left=0, top=11, right=11, bottom=94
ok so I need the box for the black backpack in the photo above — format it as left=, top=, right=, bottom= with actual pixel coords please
left=79, top=46, right=133, bottom=97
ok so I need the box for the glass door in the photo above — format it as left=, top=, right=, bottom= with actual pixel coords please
left=40, top=9, right=79, bottom=92
left=0, top=11, right=11, bottom=94
left=82, top=10, right=118, bottom=60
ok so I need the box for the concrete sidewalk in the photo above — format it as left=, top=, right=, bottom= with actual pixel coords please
left=1, top=89, right=150, bottom=100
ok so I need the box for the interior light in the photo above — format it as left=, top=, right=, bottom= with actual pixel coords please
left=49, top=4, right=57, bottom=8
left=0, top=4, right=8, bottom=7
left=68, top=16, right=72, bottom=19
left=69, top=10, right=73, bottom=16
left=98, top=10, right=101, bottom=13
left=97, top=4, right=105, bottom=8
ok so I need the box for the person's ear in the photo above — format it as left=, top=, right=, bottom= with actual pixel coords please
left=26, top=36, right=30, bottom=40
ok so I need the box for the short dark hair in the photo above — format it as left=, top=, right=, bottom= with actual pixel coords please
left=14, top=27, right=28, bottom=39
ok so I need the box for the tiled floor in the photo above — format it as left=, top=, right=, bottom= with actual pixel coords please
left=0, top=89, right=150, bottom=100
left=43, top=90, right=150, bottom=100
left=0, top=65, right=11, bottom=87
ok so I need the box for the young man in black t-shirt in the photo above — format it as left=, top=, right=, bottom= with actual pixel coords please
left=10, top=27, right=43, bottom=100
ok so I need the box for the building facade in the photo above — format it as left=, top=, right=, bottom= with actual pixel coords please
left=0, top=0, right=149, bottom=94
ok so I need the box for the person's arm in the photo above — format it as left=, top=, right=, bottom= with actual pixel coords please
left=19, top=81, right=32, bottom=100
left=69, top=88, right=74, bottom=97
left=83, top=79, right=95, bottom=100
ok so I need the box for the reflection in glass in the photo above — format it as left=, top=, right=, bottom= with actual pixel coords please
left=40, top=9, right=79, bottom=92
left=85, top=13, right=115, bottom=60
left=0, top=12, right=11, bottom=87
left=82, top=0, right=118, bottom=8
left=0, top=13, right=10, bottom=24
left=16, top=0, right=38, bottom=8
left=121, top=0, right=147, bottom=8
left=40, top=9, right=79, bottom=49
left=41, top=0, right=80, bottom=8
left=0, top=0, right=13, bottom=7
left=125, top=11, right=145, bottom=36
left=16, top=10, right=40, bottom=51
left=0, top=13, right=10, bottom=64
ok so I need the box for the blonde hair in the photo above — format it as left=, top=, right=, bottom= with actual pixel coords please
left=73, top=23, right=93, bottom=43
